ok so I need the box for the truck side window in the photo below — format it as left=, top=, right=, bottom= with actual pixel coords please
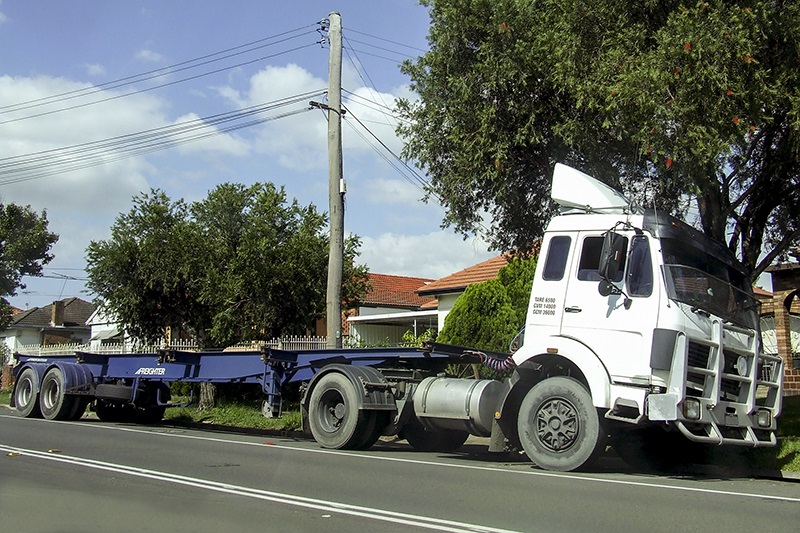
left=626, top=236, right=653, bottom=296
left=542, top=236, right=571, bottom=280
left=577, top=236, right=626, bottom=282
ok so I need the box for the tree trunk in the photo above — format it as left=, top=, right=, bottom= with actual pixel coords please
left=198, top=382, right=217, bottom=410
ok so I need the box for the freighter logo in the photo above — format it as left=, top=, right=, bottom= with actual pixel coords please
left=134, top=367, right=166, bottom=376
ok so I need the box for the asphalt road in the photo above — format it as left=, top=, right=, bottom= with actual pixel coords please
left=1, top=411, right=799, bottom=532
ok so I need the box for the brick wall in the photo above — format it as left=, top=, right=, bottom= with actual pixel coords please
left=1, top=365, right=12, bottom=390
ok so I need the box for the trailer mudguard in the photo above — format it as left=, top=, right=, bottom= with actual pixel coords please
left=48, top=361, right=94, bottom=395
left=303, top=363, right=396, bottom=411
left=513, top=336, right=612, bottom=408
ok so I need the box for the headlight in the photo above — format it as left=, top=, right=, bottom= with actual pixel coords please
left=755, top=409, right=772, bottom=428
left=735, top=355, right=749, bottom=377
left=682, top=398, right=701, bottom=420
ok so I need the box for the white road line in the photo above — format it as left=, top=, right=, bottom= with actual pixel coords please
left=3, top=413, right=799, bottom=504
left=0, top=444, right=520, bottom=533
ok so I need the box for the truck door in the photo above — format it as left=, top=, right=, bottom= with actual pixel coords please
left=560, top=231, right=656, bottom=382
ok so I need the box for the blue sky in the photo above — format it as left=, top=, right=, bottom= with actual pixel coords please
left=0, top=1, right=494, bottom=310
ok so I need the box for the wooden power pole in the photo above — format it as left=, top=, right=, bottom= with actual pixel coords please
left=325, top=11, right=344, bottom=349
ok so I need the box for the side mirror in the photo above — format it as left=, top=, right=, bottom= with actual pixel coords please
left=599, top=230, right=625, bottom=281
left=598, top=279, right=615, bottom=297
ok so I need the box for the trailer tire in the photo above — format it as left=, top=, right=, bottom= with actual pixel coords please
left=68, top=397, right=91, bottom=421
left=39, top=367, right=77, bottom=420
left=308, top=372, right=372, bottom=449
left=134, top=383, right=170, bottom=424
left=517, top=376, right=606, bottom=472
left=14, top=367, right=42, bottom=418
left=401, top=416, right=469, bottom=452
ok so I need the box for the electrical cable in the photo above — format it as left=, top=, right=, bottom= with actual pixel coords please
left=0, top=25, right=317, bottom=116
left=0, top=90, right=325, bottom=185
left=342, top=27, right=427, bottom=53
left=0, top=42, right=320, bottom=127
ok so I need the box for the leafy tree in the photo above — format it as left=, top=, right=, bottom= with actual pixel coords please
left=0, top=203, right=58, bottom=328
left=399, top=0, right=800, bottom=280
left=86, top=184, right=369, bottom=346
left=437, top=255, right=536, bottom=353
left=86, top=191, right=208, bottom=344
left=192, top=182, right=369, bottom=345
left=87, top=184, right=369, bottom=409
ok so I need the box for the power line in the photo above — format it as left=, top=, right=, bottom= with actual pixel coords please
left=342, top=27, right=427, bottom=53
left=0, top=42, right=320, bottom=127
left=0, top=90, right=326, bottom=185
left=0, top=25, right=317, bottom=114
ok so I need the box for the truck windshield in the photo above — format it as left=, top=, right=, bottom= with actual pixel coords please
left=660, top=238, right=759, bottom=330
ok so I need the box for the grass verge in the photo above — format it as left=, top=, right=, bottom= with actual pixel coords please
left=163, top=400, right=302, bottom=432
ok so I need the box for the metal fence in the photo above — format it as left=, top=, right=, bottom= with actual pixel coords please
left=16, top=336, right=329, bottom=356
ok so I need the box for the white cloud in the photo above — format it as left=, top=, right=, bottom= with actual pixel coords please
left=84, top=63, right=106, bottom=77
left=171, top=112, right=251, bottom=157
left=217, top=63, right=329, bottom=172
left=360, top=231, right=494, bottom=280
left=135, top=49, right=164, bottom=63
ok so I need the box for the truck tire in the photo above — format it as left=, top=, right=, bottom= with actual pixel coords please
left=517, top=376, right=606, bottom=472
left=14, top=367, right=42, bottom=418
left=134, top=383, right=170, bottom=424
left=401, top=416, right=469, bottom=452
left=68, top=397, right=91, bottom=421
left=39, top=367, right=77, bottom=420
left=354, top=411, right=389, bottom=450
left=308, top=372, right=373, bottom=449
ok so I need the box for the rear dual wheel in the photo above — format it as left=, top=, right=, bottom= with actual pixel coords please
left=308, top=373, right=387, bottom=450
left=14, top=368, right=42, bottom=418
left=39, top=367, right=79, bottom=421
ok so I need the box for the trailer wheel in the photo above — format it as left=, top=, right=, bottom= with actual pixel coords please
left=401, top=416, right=469, bottom=452
left=68, top=397, right=91, bottom=421
left=134, top=383, right=170, bottom=424
left=517, top=377, right=606, bottom=472
left=39, top=367, right=77, bottom=420
left=14, top=367, right=42, bottom=418
left=308, top=372, right=371, bottom=449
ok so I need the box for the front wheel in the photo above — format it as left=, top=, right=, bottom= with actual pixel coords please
left=517, top=377, right=606, bottom=472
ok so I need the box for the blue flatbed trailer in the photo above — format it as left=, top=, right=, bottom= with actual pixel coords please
left=10, top=343, right=489, bottom=441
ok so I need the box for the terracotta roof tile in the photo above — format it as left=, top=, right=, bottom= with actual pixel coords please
left=362, top=273, right=436, bottom=309
left=417, top=255, right=511, bottom=296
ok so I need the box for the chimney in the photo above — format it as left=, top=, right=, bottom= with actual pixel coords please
left=51, top=300, right=65, bottom=327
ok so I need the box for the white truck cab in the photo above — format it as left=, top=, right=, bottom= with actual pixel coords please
left=498, top=164, right=783, bottom=470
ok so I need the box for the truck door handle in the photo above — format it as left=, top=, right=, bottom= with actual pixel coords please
left=565, top=306, right=582, bottom=313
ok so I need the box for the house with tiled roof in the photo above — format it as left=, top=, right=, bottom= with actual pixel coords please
left=1, top=297, right=96, bottom=362
left=417, top=255, right=512, bottom=330
left=346, top=273, right=438, bottom=346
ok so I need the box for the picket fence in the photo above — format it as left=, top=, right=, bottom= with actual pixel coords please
left=16, top=336, right=329, bottom=357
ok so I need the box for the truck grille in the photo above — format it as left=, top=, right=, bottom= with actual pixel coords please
left=685, top=342, right=745, bottom=401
